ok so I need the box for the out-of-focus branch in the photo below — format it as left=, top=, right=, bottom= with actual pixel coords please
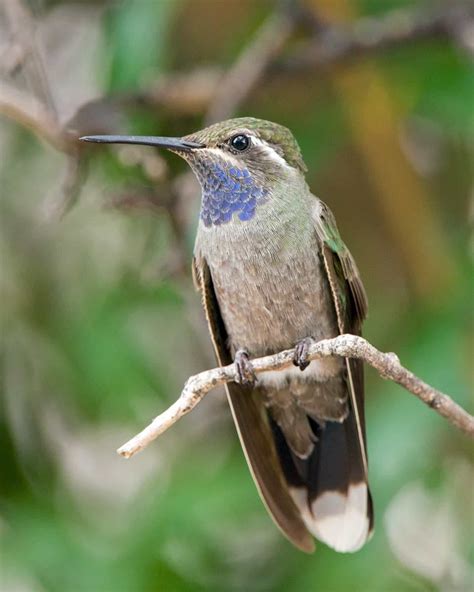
left=1, top=2, right=470, bottom=226
left=2, top=4, right=470, bottom=142
left=117, top=334, right=474, bottom=459
left=40, top=154, right=87, bottom=221
left=0, top=81, right=75, bottom=153
left=277, top=4, right=473, bottom=72
left=133, top=4, right=472, bottom=117
left=0, top=41, right=27, bottom=76
left=205, top=10, right=297, bottom=124
left=3, top=0, right=57, bottom=114
left=0, top=81, right=85, bottom=219
left=135, top=68, right=221, bottom=116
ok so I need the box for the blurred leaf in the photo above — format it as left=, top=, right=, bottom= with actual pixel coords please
left=105, top=0, right=179, bottom=92
left=381, top=43, right=474, bottom=136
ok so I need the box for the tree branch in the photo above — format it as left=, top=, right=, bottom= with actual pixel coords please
left=117, top=334, right=474, bottom=459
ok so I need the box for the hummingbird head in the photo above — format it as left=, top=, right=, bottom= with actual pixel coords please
left=81, top=117, right=307, bottom=227
left=183, top=117, right=307, bottom=174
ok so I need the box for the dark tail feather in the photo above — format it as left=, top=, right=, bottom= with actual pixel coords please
left=271, top=404, right=373, bottom=553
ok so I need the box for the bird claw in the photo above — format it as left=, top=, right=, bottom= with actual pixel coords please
left=234, top=350, right=256, bottom=385
left=293, top=337, right=314, bottom=371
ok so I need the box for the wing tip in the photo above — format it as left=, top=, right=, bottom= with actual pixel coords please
left=295, top=535, right=316, bottom=554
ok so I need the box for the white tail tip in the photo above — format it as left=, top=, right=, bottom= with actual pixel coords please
left=291, top=483, right=371, bottom=553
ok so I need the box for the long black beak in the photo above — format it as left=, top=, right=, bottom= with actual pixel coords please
left=79, top=135, right=204, bottom=152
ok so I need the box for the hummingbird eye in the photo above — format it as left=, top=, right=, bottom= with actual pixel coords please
left=230, top=134, right=250, bottom=152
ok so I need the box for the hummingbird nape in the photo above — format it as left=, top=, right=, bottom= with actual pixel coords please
left=81, top=117, right=373, bottom=554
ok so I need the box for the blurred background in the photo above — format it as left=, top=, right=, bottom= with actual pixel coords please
left=0, top=0, right=473, bottom=590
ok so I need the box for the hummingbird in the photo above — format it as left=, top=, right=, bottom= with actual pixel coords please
left=81, top=118, right=373, bottom=553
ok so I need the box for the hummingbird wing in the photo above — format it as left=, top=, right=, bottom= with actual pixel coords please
left=192, top=256, right=315, bottom=553
left=284, top=199, right=373, bottom=552
left=314, top=201, right=368, bottom=447
left=315, top=201, right=368, bottom=327
left=314, top=201, right=368, bottom=455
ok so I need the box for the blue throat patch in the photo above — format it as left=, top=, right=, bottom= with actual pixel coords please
left=200, top=163, right=268, bottom=227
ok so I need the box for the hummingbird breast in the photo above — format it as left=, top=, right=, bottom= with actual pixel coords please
left=195, top=192, right=342, bottom=370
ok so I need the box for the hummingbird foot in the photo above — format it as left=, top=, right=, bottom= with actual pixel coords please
left=293, top=337, right=315, bottom=371
left=234, top=349, right=256, bottom=385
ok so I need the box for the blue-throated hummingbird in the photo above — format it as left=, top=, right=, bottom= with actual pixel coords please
left=81, top=118, right=373, bottom=553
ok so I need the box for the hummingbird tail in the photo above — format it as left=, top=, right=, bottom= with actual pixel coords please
left=271, top=393, right=374, bottom=553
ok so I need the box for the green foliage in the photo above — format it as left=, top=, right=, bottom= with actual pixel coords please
left=381, top=42, right=474, bottom=135
left=105, top=0, right=179, bottom=92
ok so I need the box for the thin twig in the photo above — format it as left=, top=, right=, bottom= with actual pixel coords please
left=118, top=334, right=474, bottom=459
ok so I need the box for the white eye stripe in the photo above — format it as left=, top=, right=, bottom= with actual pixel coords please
left=202, top=138, right=293, bottom=171
left=252, top=137, right=293, bottom=170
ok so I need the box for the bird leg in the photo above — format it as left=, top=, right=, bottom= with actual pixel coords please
left=234, top=349, right=257, bottom=385
left=293, top=337, right=315, bottom=371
